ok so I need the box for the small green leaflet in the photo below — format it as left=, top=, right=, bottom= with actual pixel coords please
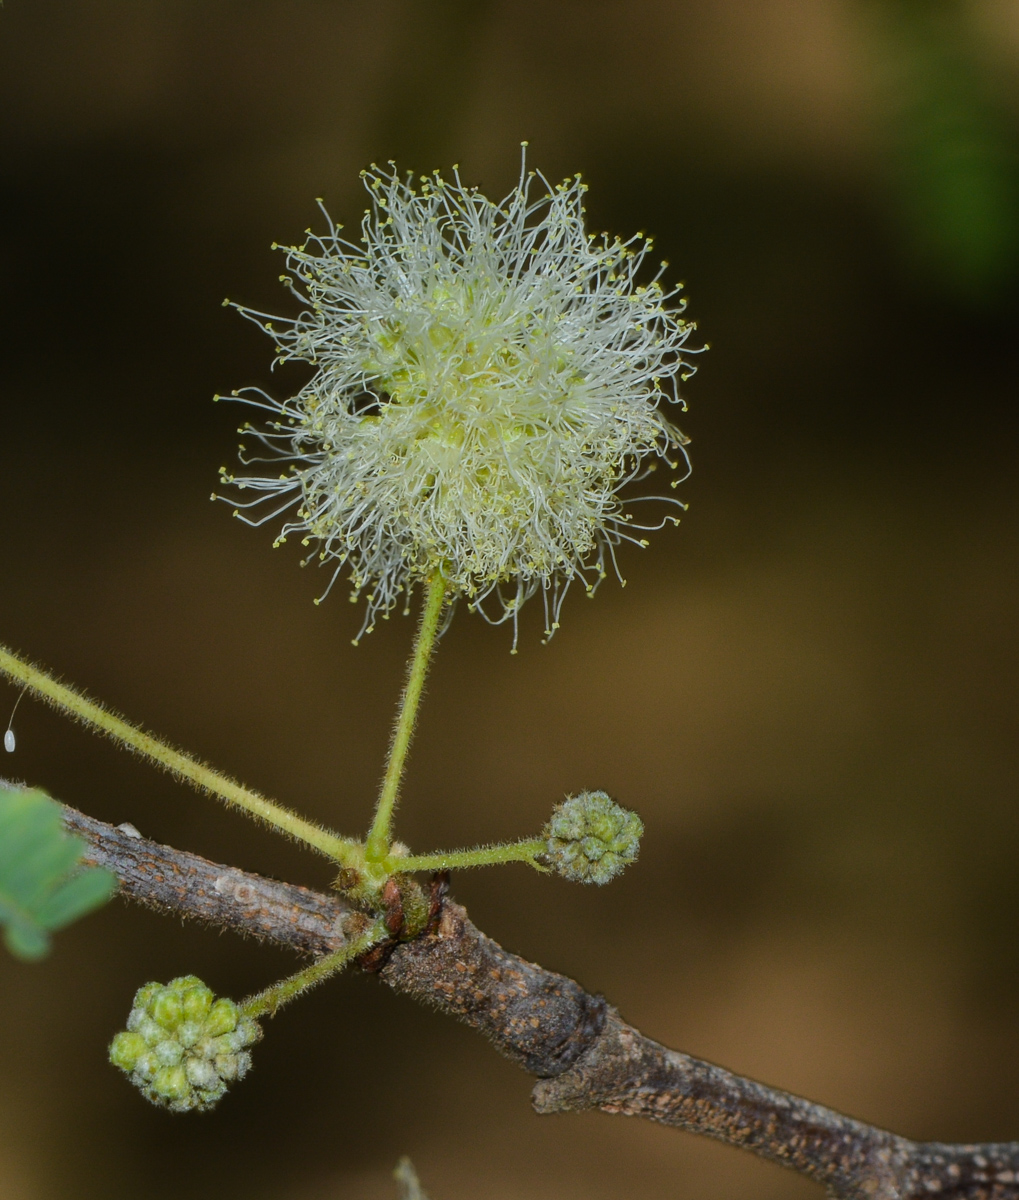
left=0, top=785, right=116, bottom=960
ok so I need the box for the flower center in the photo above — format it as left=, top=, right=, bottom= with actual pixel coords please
left=362, top=275, right=584, bottom=493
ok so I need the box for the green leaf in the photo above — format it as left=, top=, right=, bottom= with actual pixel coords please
left=36, top=866, right=117, bottom=930
left=3, top=920, right=50, bottom=961
left=0, top=785, right=116, bottom=961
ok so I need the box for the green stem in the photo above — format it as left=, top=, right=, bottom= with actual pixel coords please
left=389, top=838, right=547, bottom=874
left=0, top=643, right=360, bottom=865
left=240, top=921, right=386, bottom=1018
left=365, top=575, right=447, bottom=863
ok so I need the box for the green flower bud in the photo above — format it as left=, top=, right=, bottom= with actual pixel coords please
left=109, top=1031, right=148, bottom=1072
left=181, top=984, right=213, bottom=1023
left=185, top=1058, right=219, bottom=1090
left=109, top=976, right=261, bottom=1113
left=204, top=997, right=240, bottom=1037
left=541, top=791, right=643, bottom=885
left=176, top=1020, right=202, bottom=1049
left=151, top=990, right=183, bottom=1030
left=152, top=1065, right=190, bottom=1104
left=154, top=1039, right=184, bottom=1067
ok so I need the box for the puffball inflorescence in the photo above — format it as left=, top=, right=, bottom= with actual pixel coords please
left=541, top=791, right=644, bottom=885
left=109, top=976, right=261, bottom=1112
left=222, top=151, right=696, bottom=641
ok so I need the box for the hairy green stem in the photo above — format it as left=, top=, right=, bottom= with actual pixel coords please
left=365, top=575, right=447, bottom=862
left=241, top=921, right=387, bottom=1018
left=0, top=643, right=360, bottom=864
left=390, top=838, right=547, bottom=874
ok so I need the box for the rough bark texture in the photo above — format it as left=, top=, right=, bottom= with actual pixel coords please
left=63, top=804, right=1019, bottom=1200
left=379, top=897, right=607, bottom=1075
left=63, top=807, right=357, bottom=955
left=534, top=1010, right=909, bottom=1199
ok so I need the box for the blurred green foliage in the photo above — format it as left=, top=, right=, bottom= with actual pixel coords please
left=0, top=785, right=115, bottom=960
left=872, top=0, right=1019, bottom=300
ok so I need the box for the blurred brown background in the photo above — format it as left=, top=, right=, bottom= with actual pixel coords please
left=1, top=2, right=1018, bottom=1198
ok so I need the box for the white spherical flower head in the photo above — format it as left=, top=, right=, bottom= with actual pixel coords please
left=221, top=150, right=696, bottom=642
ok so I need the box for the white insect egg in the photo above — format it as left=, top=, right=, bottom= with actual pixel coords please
left=4, top=688, right=26, bottom=753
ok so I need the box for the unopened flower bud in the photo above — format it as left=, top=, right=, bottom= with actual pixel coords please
left=541, top=791, right=643, bottom=885
left=109, top=976, right=261, bottom=1112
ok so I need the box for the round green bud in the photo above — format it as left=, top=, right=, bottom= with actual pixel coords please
left=152, top=1065, right=190, bottom=1103
left=204, top=997, right=240, bottom=1038
left=181, top=985, right=213, bottom=1023
left=132, top=983, right=161, bottom=1010
left=151, top=990, right=183, bottom=1030
left=541, top=791, right=644, bottom=885
left=234, top=1017, right=259, bottom=1047
left=154, top=1039, right=184, bottom=1067
left=109, top=976, right=261, bottom=1113
left=109, top=1031, right=148, bottom=1072
left=176, top=1020, right=202, bottom=1049
left=185, top=1058, right=219, bottom=1090
left=215, top=1050, right=251, bottom=1082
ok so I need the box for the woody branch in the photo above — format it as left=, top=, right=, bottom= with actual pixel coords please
left=64, top=805, right=1019, bottom=1200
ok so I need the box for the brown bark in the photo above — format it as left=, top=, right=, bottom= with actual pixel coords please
left=64, top=805, right=1019, bottom=1200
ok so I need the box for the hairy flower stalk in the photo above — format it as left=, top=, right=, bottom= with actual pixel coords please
left=221, top=150, right=696, bottom=644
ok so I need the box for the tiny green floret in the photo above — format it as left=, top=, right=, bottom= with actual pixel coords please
left=109, top=976, right=261, bottom=1112
left=223, top=149, right=696, bottom=643
left=541, top=791, right=643, bottom=884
